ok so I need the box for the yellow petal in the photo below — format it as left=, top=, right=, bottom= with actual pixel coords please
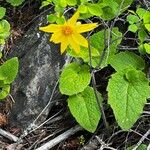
left=39, top=24, right=61, bottom=33
left=50, top=31, right=64, bottom=43
left=75, top=23, right=98, bottom=33
left=60, top=39, right=69, bottom=54
left=67, top=11, right=79, bottom=25
left=69, top=37, right=80, bottom=53
left=72, top=32, right=88, bottom=48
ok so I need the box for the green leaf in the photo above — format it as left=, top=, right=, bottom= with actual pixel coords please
left=56, top=17, right=65, bottom=24
left=40, top=0, right=52, bottom=9
left=107, top=68, right=150, bottom=130
left=78, top=5, right=88, bottom=14
left=59, top=62, right=91, bottom=95
left=0, top=20, right=10, bottom=39
left=68, top=86, right=101, bottom=132
left=136, top=8, right=148, bottom=19
left=128, top=24, right=138, bottom=33
left=125, top=69, right=142, bottom=83
left=60, top=0, right=67, bottom=7
left=0, top=57, right=19, bottom=84
left=67, top=46, right=100, bottom=68
left=144, top=43, right=150, bottom=54
left=127, top=15, right=139, bottom=24
left=115, top=0, right=133, bottom=11
left=67, top=0, right=77, bottom=6
left=0, top=7, right=6, bottom=19
left=6, top=0, right=25, bottom=6
left=47, top=14, right=57, bottom=23
left=143, top=12, right=150, bottom=32
left=138, top=44, right=145, bottom=54
left=127, top=144, right=147, bottom=150
left=87, top=4, right=103, bottom=17
left=99, top=0, right=133, bottom=20
left=98, top=0, right=119, bottom=20
left=67, top=46, right=100, bottom=58
left=144, top=24, right=150, bottom=32
left=138, top=28, right=148, bottom=43
left=0, top=52, right=2, bottom=59
left=110, top=51, right=145, bottom=71
left=79, top=13, right=93, bottom=20
left=90, top=27, right=122, bottom=68
left=80, top=0, right=87, bottom=3
left=0, top=38, right=5, bottom=45
left=54, top=5, right=64, bottom=14
left=0, top=20, right=10, bottom=32
left=0, top=85, right=10, bottom=100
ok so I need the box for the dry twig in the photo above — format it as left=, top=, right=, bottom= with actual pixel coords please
left=0, top=128, right=19, bottom=142
left=35, top=125, right=82, bottom=150
left=132, top=129, right=150, bottom=150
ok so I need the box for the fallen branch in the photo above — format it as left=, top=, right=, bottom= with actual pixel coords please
left=35, top=125, right=82, bottom=150
left=0, top=128, right=19, bottom=142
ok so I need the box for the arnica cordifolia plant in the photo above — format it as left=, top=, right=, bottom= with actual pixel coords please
left=39, top=6, right=150, bottom=134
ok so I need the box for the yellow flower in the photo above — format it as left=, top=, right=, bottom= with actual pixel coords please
left=39, top=11, right=98, bottom=54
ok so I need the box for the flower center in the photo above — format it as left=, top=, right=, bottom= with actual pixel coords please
left=62, top=26, right=73, bottom=36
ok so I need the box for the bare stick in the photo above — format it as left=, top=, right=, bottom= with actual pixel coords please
left=147, top=143, right=150, bottom=150
left=0, top=128, right=19, bottom=142
left=132, top=129, right=150, bottom=150
left=95, top=136, right=117, bottom=150
left=35, top=125, right=82, bottom=150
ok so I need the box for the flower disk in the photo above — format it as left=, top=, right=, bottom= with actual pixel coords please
left=62, top=26, right=73, bottom=36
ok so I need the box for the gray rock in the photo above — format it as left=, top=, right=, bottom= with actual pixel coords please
left=8, top=11, right=65, bottom=130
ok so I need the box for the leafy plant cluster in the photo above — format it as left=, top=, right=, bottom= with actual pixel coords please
left=0, top=0, right=25, bottom=45
left=41, top=0, right=150, bottom=139
left=0, top=1, right=22, bottom=100
left=0, top=57, right=18, bottom=99
left=127, top=7, right=150, bottom=54
left=41, top=0, right=134, bottom=23
left=0, top=7, right=10, bottom=45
